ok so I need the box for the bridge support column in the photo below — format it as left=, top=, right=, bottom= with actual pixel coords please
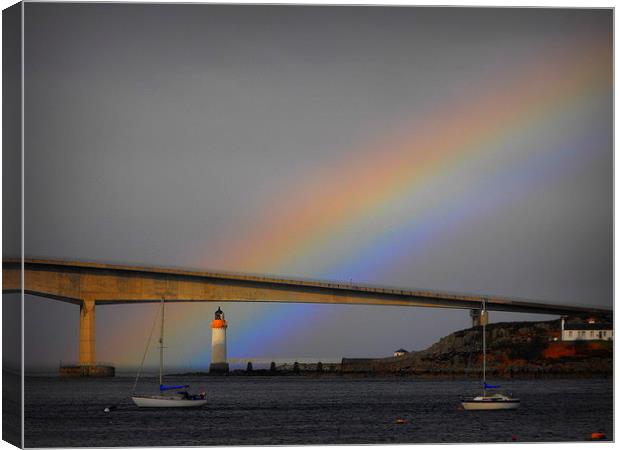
left=470, top=309, right=488, bottom=327
left=79, top=299, right=96, bottom=366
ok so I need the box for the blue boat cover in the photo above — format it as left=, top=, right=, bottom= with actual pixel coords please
left=160, top=384, right=189, bottom=391
left=484, top=382, right=501, bottom=389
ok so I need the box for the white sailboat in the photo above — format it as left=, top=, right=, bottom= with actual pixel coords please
left=131, top=298, right=208, bottom=408
left=461, top=299, right=520, bottom=411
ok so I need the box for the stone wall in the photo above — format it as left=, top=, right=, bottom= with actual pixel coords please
left=59, top=365, right=115, bottom=377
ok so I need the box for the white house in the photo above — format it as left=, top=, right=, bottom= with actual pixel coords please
left=561, top=317, right=613, bottom=341
left=393, top=348, right=409, bottom=357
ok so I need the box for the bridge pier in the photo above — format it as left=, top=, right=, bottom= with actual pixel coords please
left=59, top=298, right=114, bottom=377
left=79, top=298, right=96, bottom=366
left=470, top=309, right=488, bottom=327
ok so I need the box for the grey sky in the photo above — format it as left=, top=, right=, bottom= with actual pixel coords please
left=17, top=4, right=612, bottom=370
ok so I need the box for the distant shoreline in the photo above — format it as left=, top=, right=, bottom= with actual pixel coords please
left=22, top=371, right=613, bottom=380
left=167, top=367, right=613, bottom=379
left=23, top=319, right=613, bottom=379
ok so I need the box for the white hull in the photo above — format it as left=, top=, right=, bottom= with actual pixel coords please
left=462, top=399, right=520, bottom=410
left=132, top=395, right=207, bottom=408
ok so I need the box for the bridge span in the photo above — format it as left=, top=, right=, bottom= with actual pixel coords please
left=3, top=258, right=611, bottom=366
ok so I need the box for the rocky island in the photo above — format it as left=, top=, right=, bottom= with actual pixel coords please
left=342, top=319, right=612, bottom=378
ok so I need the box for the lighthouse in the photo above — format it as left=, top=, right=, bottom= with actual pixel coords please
left=209, top=307, right=229, bottom=374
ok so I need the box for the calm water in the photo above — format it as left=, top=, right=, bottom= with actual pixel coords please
left=24, top=376, right=612, bottom=447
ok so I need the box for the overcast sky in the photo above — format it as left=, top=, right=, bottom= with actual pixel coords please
left=17, top=4, right=612, bottom=370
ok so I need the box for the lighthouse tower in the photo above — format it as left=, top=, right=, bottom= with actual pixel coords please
left=209, top=307, right=229, bottom=374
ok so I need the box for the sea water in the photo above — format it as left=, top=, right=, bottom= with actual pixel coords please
left=24, top=376, right=612, bottom=447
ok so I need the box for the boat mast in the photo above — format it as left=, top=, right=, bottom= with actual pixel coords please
left=482, top=298, right=486, bottom=397
left=159, top=297, right=165, bottom=388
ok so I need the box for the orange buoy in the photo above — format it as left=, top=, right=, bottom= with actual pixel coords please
left=591, top=432, right=606, bottom=440
left=395, top=419, right=408, bottom=425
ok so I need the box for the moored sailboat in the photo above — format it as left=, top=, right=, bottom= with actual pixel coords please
left=461, top=299, right=520, bottom=411
left=131, top=298, right=207, bottom=408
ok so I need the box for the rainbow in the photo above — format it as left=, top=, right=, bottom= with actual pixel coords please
left=101, top=32, right=611, bottom=368
left=200, top=34, right=611, bottom=278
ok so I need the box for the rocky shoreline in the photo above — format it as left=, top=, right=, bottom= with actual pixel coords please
left=340, top=319, right=612, bottom=377
left=170, top=319, right=612, bottom=379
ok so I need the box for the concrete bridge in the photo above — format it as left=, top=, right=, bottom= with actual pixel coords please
left=3, top=258, right=611, bottom=367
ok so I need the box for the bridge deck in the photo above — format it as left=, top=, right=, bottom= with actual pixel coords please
left=2, top=258, right=611, bottom=316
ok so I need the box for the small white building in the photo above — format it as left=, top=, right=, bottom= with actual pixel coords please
left=561, top=317, right=613, bottom=341
left=393, top=348, right=409, bottom=357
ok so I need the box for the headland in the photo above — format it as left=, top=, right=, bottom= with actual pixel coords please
left=171, top=319, right=612, bottom=379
